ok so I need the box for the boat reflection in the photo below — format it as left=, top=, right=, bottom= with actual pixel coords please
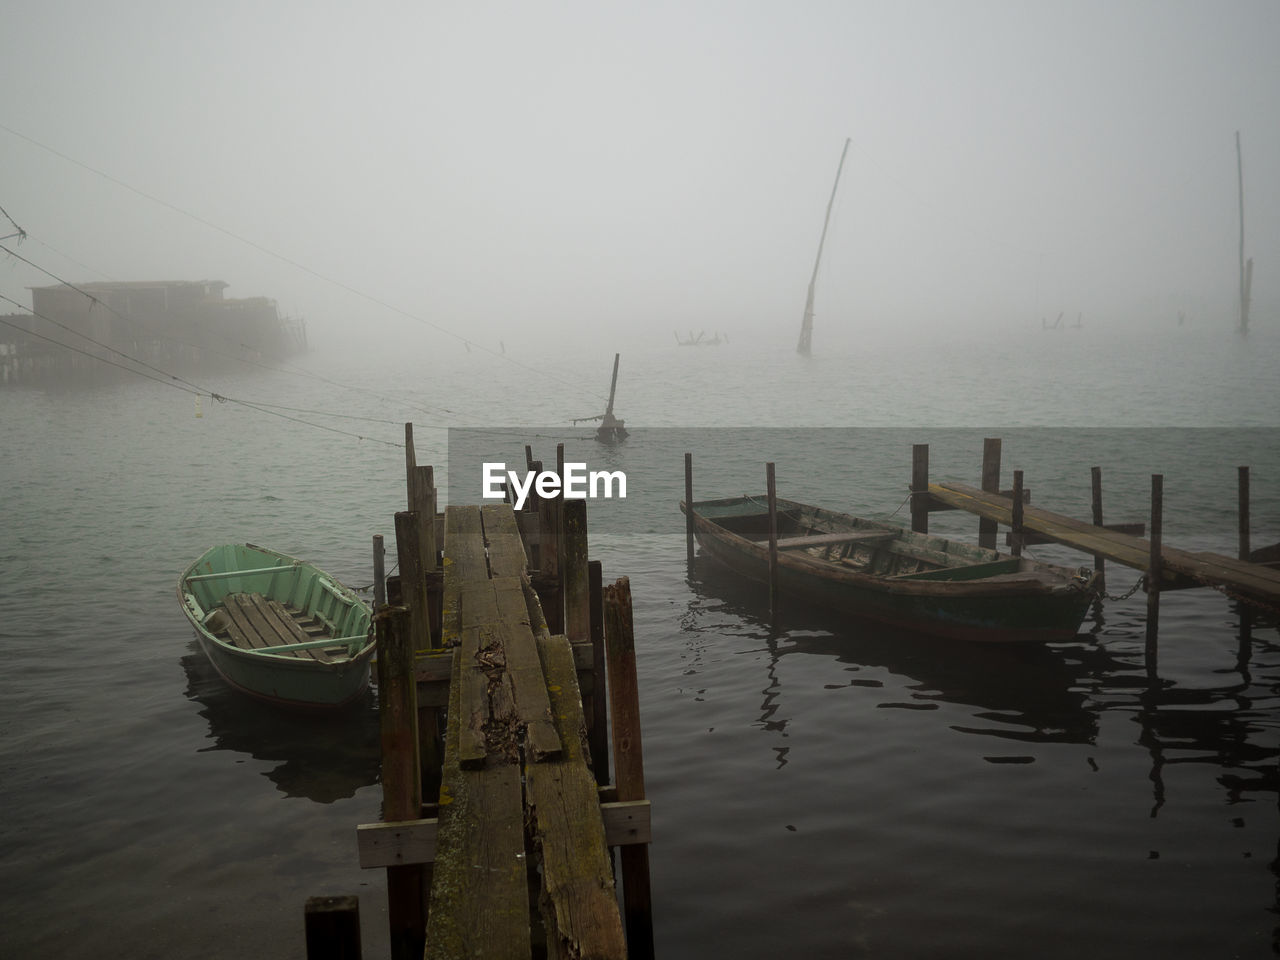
left=683, top=550, right=1280, bottom=814
left=180, top=644, right=380, bottom=803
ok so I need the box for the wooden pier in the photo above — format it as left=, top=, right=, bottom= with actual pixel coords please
left=923, top=479, right=1280, bottom=609
left=322, top=425, right=652, bottom=960
left=909, top=439, right=1280, bottom=654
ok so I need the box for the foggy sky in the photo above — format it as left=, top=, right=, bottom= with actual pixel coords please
left=3, top=1, right=1278, bottom=351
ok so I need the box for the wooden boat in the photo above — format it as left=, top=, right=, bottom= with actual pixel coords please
left=178, top=543, right=375, bottom=709
left=681, top=495, right=1099, bottom=642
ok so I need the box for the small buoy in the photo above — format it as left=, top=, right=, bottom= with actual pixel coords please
left=195, top=396, right=203, bottom=418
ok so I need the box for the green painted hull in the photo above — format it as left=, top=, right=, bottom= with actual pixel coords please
left=683, top=496, right=1097, bottom=643
left=178, top=544, right=374, bottom=709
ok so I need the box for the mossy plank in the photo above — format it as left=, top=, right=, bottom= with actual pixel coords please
left=527, top=633, right=626, bottom=960
left=427, top=646, right=530, bottom=960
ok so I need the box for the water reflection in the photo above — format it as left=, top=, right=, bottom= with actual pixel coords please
left=683, top=550, right=1280, bottom=800
left=180, top=644, right=380, bottom=803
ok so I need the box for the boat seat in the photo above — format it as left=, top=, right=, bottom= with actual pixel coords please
left=774, top=531, right=896, bottom=550
left=217, top=592, right=340, bottom=662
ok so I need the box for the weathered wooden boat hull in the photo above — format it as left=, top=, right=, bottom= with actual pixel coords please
left=683, top=496, right=1097, bottom=643
left=178, top=544, right=374, bottom=710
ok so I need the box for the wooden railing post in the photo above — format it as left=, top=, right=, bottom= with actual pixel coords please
left=376, top=605, right=424, bottom=960
left=603, top=577, right=654, bottom=960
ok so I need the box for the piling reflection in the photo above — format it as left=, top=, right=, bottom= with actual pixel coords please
left=180, top=644, right=380, bottom=803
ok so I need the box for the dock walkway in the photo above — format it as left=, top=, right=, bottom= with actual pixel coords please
left=929, top=481, right=1280, bottom=609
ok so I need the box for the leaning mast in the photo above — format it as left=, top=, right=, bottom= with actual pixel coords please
left=797, top=137, right=851, bottom=356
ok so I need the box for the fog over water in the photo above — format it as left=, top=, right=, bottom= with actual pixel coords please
left=3, top=5, right=1280, bottom=960
left=3, top=1, right=1279, bottom=356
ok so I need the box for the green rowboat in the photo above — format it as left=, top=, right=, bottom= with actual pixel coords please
left=178, top=543, right=374, bottom=709
left=682, top=495, right=1098, bottom=643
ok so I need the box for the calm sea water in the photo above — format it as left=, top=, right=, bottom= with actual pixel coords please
left=1, top=325, right=1278, bottom=959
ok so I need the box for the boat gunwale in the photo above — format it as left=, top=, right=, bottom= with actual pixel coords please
left=177, top=544, right=375, bottom=668
left=682, top=495, right=1097, bottom=599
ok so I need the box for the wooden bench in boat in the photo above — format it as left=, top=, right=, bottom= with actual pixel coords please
left=215, top=592, right=348, bottom=662
left=774, top=530, right=898, bottom=550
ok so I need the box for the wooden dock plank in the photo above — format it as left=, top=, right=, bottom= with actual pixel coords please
left=527, top=633, right=626, bottom=959
left=425, top=644, right=531, bottom=960
left=493, top=578, right=562, bottom=762
left=442, top=506, right=488, bottom=647
left=483, top=502, right=530, bottom=579
left=932, top=481, right=1280, bottom=607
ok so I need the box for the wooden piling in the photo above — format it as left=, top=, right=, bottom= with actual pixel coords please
left=1090, top=466, right=1107, bottom=593
left=1239, top=466, right=1251, bottom=562
left=603, top=577, right=654, bottom=960
left=979, top=438, right=1001, bottom=549
left=766, top=461, right=780, bottom=624
left=373, top=535, right=386, bottom=611
left=685, top=452, right=695, bottom=565
left=1146, top=474, right=1163, bottom=670
left=375, top=605, right=425, bottom=960
left=305, top=895, right=362, bottom=960
left=588, top=559, right=610, bottom=786
left=1010, top=470, right=1024, bottom=557
left=911, top=444, right=929, bottom=534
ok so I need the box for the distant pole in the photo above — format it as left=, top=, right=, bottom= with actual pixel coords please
left=605, top=353, right=621, bottom=417
left=1237, top=131, right=1249, bottom=335
left=766, top=462, right=780, bottom=625
left=797, top=137, right=851, bottom=355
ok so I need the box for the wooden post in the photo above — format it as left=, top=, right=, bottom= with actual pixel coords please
left=1010, top=470, right=1024, bottom=558
left=393, top=511, right=442, bottom=806
left=588, top=559, right=610, bottom=786
left=305, top=895, right=362, bottom=960
left=685, top=452, right=695, bottom=565
left=563, top=498, right=590, bottom=644
left=979, top=438, right=1001, bottom=549
left=375, top=605, right=425, bottom=960
left=766, top=462, right=780, bottom=625
left=1090, top=466, right=1107, bottom=594
left=603, top=577, right=654, bottom=960
left=410, top=465, right=438, bottom=647
left=537, top=456, right=563, bottom=633
left=1146, top=474, right=1163, bottom=672
left=1238, top=465, right=1251, bottom=562
left=372, top=535, right=386, bottom=611
left=911, top=444, right=929, bottom=534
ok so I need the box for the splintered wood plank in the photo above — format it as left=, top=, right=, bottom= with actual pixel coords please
left=482, top=503, right=530, bottom=579
left=442, top=506, right=488, bottom=646
left=491, top=578, right=562, bottom=762
left=456, top=583, right=502, bottom=768
left=427, top=646, right=531, bottom=960
left=526, top=633, right=626, bottom=960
